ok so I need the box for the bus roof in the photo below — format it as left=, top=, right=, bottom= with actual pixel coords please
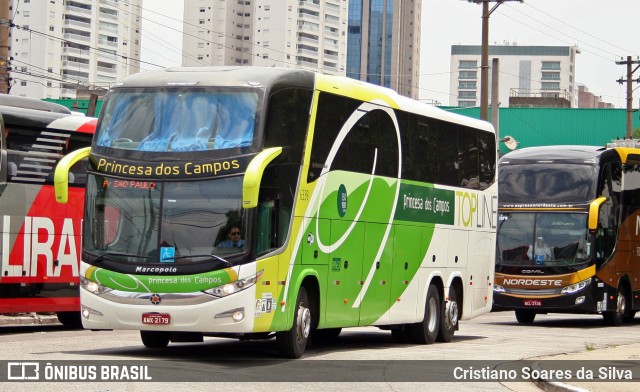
left=500, top=145, right=640, bottom=169
left=111, top=66, right=494, bottom=134
left=0, top=104, right=97, bottom=134
left=500, top=145, right=610, bottom=163
left=113, top=66, right=316, bottom=90
left=0, top=95, right=71, bottom=114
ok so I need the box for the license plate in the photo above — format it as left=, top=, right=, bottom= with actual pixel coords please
left=523, top=300, right=542, bottom=306
left=142, top=313, right=170, bottom=325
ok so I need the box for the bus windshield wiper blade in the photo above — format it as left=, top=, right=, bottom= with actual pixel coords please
left=552, top=257, right=579, bottom=272
left=171, top=254, right=232, bottom=267
left=86, top=251, right=151, bottom=263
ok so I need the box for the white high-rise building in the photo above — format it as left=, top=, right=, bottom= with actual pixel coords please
left=182, top=0, right=348, bottom=75
left=9, top=0, right=142, bottom=99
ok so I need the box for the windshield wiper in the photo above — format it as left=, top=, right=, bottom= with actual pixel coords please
left=550, top=256, right=579, bottom=273
left=170, top=254, right=232, bottom=267
left=85, top=251, right=151, bottom=263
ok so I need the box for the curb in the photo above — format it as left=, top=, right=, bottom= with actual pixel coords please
left=530, top=361, right=589, bottom=392
left=0, top=314, right=60, bottom=326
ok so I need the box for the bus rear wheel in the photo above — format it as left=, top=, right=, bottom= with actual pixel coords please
left=515, top=309, right=536, bottom=324
left=437, top=288, right=458, bottom=342
left=140, top=331, right=171, bottom=348
left=276, top=287, right=311, bottom=358
left=603, top=286, right=627, bottom=326
left=407, top=284, right=440, bottom=344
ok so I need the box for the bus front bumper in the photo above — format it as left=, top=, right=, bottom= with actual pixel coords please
left=492, top=290, right=599, bottom=313
left=79, top=286, right=259, bottom=333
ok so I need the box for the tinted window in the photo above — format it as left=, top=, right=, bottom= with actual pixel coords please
left=499, top=164, right=598, bottom=203
left=309, top=92, right=495, bottom=189
left=5, top=124, right=92, bottom=186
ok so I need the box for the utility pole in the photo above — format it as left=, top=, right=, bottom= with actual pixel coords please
left=0, top=0, right=10, bottom=94
left=491, top=58, right=500, bottom=133
left=468, top=1, right=522, bottom=121
left=616, top=56, right=640, bottom=138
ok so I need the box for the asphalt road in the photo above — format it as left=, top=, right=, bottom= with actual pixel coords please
left=0, top=310, right=639, bottom=391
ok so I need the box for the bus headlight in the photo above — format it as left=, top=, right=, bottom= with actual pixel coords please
left=561, top=278, right=592, bottom=294
left=204, top=270, right=264, bottom=298
left=79, top=276, right=112, bottom=295
left=493, top=284, right=506, bottom=293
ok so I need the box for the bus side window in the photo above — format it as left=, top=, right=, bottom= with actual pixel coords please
left=595, top=227, right=616, bottom=263
left=595, top=162, right=621, bottom=263
left=256, top=200, right=278, bottom=255
left=255, top=164, right=294, bottom=256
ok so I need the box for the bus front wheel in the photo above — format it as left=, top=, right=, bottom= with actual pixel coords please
left=276, top=287, right=311, bottom=358
left=140, top=331, right=171, bottom=348
left=407, top=284, right=440, bottom=344
left=603, top=286, right=627, bottom=326
left=515, top=309, right=536, bottom=324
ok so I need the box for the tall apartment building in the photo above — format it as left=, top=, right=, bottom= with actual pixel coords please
left=9, top=0, right=142, bottom=99
left=347, top=0, right=421, bottom=99
left=182, top=0, right=347, bottom=76
left=450, top=45, right=580, bottom=108
left=183, top=1, right=421, bottom=99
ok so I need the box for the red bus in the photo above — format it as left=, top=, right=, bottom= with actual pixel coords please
left=0, top=98, right=96, bottom=326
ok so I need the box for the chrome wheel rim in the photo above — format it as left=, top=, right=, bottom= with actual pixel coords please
left=297, top=305, right=311, bottom=343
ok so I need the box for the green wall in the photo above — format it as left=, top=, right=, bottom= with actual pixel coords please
left=43, top=98, right=103, bottom=117
left=442, top=107, right=640, bottom=154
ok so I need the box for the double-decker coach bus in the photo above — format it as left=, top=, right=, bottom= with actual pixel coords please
left=55, top=67, right=498, bottom=357
left=494, top=143, right=640, bottom=325
left=0, top=98, right=96, bottom=326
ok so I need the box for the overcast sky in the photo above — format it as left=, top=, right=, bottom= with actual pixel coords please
left=141, top=0, right=640, bottom=108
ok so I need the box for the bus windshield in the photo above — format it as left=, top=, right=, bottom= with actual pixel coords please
left=497, top=212, right=590, bottom=267
left=83, top=174, right=248, bottom=265
left=499, top=164, right=598, bottom=203
left=95, top=89, right=259, bottom=152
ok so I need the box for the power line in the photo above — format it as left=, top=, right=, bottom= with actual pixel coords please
left=12, top=24, right=165, bottom=69
left=499, top=5, right=622, bottom=61
left=520, top=2, right=633, bottom=55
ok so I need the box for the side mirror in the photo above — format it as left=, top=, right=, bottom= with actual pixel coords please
left=54, top=147, right=91, bottom=204
left=242, top=147, right=282, bottom=209
left=588, top=196, right=607, bottom=231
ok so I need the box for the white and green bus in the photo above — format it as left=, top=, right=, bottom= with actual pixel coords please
left=54, top=67, right=497, bottom=358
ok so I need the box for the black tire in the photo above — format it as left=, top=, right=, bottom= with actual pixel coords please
left=276, top=286, right=311, bottom=358
left=140, top=330, right=171, bottom=348
left=603, top=286, right=626, bottom=326
left=515, top=309, right=536, bottom=324
left=625, top=311, right=636, bottom=322
left=407, top=284, right=440, bottom=344
left=56, top=311, right=83, bottom=328
left=311, top=327, right=342, bottom=345
left=437, top=288, right=458, bottom=343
